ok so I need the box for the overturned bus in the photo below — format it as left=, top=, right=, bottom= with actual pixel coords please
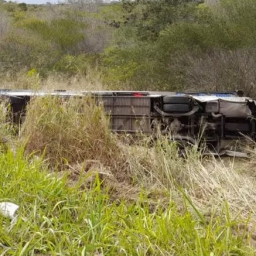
left=1, top=89, right=256, bottom=156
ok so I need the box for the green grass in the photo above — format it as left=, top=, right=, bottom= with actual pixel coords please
left=0, top=147, right=255, bottom=255
left=0, top=96, right=254, bottom=255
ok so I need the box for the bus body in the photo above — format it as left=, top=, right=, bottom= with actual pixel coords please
left=1, top=89, right=255, bottom=156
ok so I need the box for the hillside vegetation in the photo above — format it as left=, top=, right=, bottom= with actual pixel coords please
left=1, top=0, right=256, bottom=254
left=0, top=0, right=256, bottom=94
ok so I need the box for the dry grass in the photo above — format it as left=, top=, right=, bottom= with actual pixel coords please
left=0, top=69, right=108, bottom=91
left=0, top=98, right=16, bottom=146
left=121, top=140, right=256, bottom=223
left=19, top=96, right=122, bottom=170
left=40, top=73, right=107, bottom=91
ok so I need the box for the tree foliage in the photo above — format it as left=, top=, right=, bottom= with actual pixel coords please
left=121, top=0, right=198, bottom=41
left=20, top=18, right=85, bottom=52
left=101, top=0, right=256, bottom=92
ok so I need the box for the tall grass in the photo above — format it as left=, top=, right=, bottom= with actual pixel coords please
left=0, top=98, right=16, bottom=150
left=0, top=147, right=255, bottom=255
left=18, top=96, right=256, bottom=223
left=20, top=96, right=121, bottom=170
left=0, top=70, right=107, bottom=91
left=0, top=92, right=251, bottom=253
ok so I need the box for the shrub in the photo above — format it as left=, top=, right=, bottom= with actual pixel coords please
left=166, top=49, right=256, bottom=95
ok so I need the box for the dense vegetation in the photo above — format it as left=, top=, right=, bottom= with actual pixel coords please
left=0, top=0, right=256, bottom=94
left=1, top=0, right=256, bottom=254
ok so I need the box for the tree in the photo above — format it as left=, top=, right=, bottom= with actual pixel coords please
left=18, top=3, right=27, bottom=11
left=101, top=0, right=199, bottom=89
left=121, top=0, right=199, bottom=41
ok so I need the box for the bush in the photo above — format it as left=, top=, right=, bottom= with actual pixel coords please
left=174, top=49, right=256, bottom=95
